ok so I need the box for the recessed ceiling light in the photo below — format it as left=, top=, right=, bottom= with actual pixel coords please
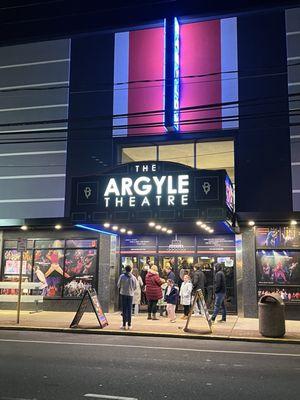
left=127, top=230, right=133, bottom=235
left=167, top=229, right=173, bottom=234
left=162, top=227, right=167, bottom=232
left=20, top=225, right=28, bottom=231
left=202, top=224, right=207, bottom=229
left=291, top=220, right=297, bottom=226
left=196, top=220, right=202, bottom=226
left=155, top=225, right=162, bottom=230
left=54, top=224, right=62, bottom=230
left=120, top=228, right=126, bottom=233
left=149, top=221, right=156, bottom=227
left=112, top=225, right=118, bottom=231
left=248, top=220, right=255, bottom=226
left=103, top=222, right=110, bottom=228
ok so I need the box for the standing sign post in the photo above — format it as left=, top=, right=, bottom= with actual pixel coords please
left=16, top=239, right=27, bottom=324
left=184, top=289, right=212, bottom=333
left=70, top=289, right=108, bottom=329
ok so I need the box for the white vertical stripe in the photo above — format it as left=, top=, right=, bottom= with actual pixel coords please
left=113, top=32, right=129, bottom=137
left=221, top=17, right=239, bottom=129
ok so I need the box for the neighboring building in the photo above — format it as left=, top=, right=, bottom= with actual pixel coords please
left=0, top=4, right=299, bottom=319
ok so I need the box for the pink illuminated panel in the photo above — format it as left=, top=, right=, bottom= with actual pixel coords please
left=180, top=20, right=222, bottom=132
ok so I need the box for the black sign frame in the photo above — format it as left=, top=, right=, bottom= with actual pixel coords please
left=71, top=161, right=233, bottom=224
left=70, top=289, right=108, bottom=328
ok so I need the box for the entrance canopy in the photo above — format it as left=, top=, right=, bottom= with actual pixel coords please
left=71, top=161, right=234, bottom=232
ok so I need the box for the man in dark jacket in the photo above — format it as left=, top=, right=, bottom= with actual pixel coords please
left=210, top=263, right=227, bottom=323
left=192, top=264, right=206, bottom=315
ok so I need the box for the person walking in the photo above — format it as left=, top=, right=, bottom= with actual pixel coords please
left=210, top=263, right=227, bottom=323
left=145, top=264, right=165, bottom=320
left=192, top=264, right=206, bottom=315
left=132, top=269, right=144, bottom=316
left=179, top=274, right=193, bottom=319
left=117, top=265, right=137, bottom=330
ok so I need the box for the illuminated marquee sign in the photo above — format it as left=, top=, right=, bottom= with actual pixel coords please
left=103, top=163, right=189, bottom=208
left=72, top=161, right=233, bottom=223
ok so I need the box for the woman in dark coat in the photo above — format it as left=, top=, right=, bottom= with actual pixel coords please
left=145, top=265, right=165, bottom=320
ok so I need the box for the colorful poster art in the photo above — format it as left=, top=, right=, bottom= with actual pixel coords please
left=280, top=226, right=300, bottom=248
left=3, top=250, right=32, bottom=275
left=258, top=286, right=300, bottom=303
left=64, top=249, right=97, bottom=277
left=64, top=275, right=93, bottom=297
left=33, top=249, right=65, bottom=297
left=256, top=226, right=300, bottom=248
left=256, top=227, right=281, bottom=248
left=63, top=249, right=97, bottom=297
left=256, top=250, right=300, bottom=285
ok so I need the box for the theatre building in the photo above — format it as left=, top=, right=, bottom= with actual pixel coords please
left=0, top=5, right=299, bottom=319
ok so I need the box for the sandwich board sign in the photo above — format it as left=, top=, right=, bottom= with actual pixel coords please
left=184, top=289, right=212, bottom=333
left=70, top=289, right=108, bottom=328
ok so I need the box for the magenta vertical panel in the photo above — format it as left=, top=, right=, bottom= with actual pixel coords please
left=128, top=27, right=165, bottom=136
left=180, top=20, right=222, bottom=132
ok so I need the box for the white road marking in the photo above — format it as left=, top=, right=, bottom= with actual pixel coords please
left=0, top=397, right=37, bottom=400
left=84, top=395, right=138, bottom=400
left=0, top=338, right=299, bottom=358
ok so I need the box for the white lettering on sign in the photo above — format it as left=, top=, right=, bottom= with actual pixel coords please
left=104, top=178, right=120, bottom=196
left=103, top=168, right=190, bottom=208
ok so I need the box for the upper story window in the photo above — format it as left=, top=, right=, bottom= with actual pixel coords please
left=120, top=140, right=235, bottom=183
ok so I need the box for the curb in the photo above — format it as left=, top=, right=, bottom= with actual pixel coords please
left=0, top=325, right=300, bottom=345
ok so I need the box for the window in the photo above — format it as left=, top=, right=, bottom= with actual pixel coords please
left=120, top=140, right=235, bottom=181
left=122, top=146, right=157, bottom=163
left=1, top=238, right=98, bottom=298
left=158, top=143, right=194, bottom=167
left=196, top=141, right=234, bottom=183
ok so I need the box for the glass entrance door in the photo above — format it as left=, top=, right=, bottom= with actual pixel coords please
left=197, top=256, right=236, bottom=311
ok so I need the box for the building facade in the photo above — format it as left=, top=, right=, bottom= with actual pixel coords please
left=0, top=5, right=299, bottom=319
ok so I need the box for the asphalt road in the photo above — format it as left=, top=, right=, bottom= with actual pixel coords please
left=0, top=331, right=299, bottom=400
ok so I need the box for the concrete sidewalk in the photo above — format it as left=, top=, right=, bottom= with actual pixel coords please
left=0, top=309, right=300, bottom=343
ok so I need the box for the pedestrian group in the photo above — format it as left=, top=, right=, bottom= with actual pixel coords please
left=117, top=261, right=227, bottom=330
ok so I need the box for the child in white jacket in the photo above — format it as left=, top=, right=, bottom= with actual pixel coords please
left=179, top=274, right=193, bottom=319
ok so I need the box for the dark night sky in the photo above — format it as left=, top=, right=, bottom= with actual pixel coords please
left=0, top=0, right=300, bottom=44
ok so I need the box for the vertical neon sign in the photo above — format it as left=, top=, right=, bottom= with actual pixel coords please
left=173, top=17, right=180, bottom=131
left=164, top=17, right=180, bottom=132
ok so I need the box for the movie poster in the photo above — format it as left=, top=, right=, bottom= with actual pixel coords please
left=256, top=227, right=281, bottom=248
left=33, top=248, right=64, bottom=297
left=64, top=249, right=97, bottom=297
left=256, top=226, right=300, bottom=248
left=256, top=250, right=300, bottom=285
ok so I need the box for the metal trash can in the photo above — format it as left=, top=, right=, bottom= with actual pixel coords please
left=258, top=293, right=285, bottom=338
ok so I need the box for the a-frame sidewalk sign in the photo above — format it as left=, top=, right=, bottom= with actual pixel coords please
left=70, top=288, right=109, bottom=328
left=184, top=289, right=212, bottom=333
